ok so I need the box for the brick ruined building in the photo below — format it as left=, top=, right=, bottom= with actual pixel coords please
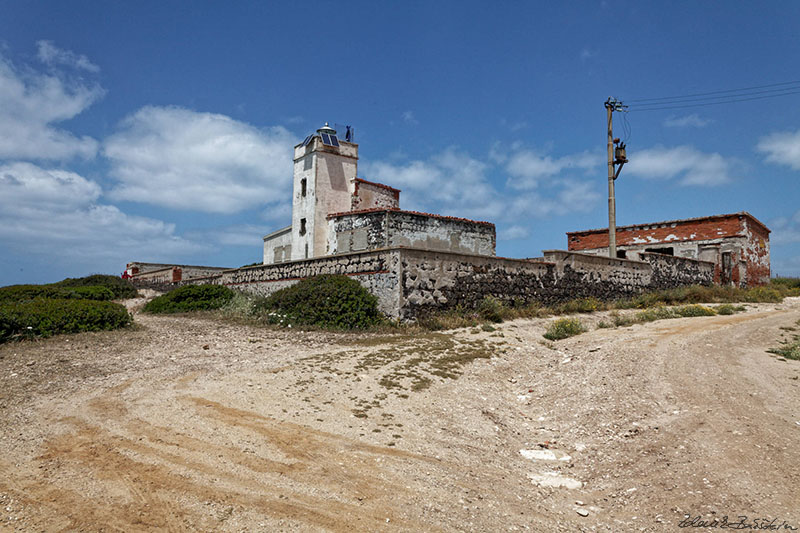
left=566, top=212, right=770, bottom=286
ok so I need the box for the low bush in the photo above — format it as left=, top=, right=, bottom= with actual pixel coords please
left=54, top=274, right=138, bottom=299
left=715, top=303, right=745, bottom=315
left=0, top=298, right=132, bottom=343
left=143, top=284, right=235, bottom=314
left=477, top=296, right=506, bottom=323
left=767, top=330, right=800, bottom=360
left=740, top=286, right=782, bottom=303
left=253, top=275, right=381, bottom=329
left=557, top=297, right=603, bottom=314
left=543, top=318, right=586, bottom=340
left=674, top=304, right=717, bottom=317
left=0, top=284, right=116, bottom=303
left=771, top=277, right=800, bottom=290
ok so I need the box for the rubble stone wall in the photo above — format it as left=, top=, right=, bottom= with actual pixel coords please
left=185, top=246, right=716, bottom=320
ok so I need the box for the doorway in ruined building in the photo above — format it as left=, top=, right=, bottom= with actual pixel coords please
left=721, top=251, right=733, bottom=285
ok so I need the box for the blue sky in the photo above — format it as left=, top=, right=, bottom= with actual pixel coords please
left=1, top=1, right=800, bottom=285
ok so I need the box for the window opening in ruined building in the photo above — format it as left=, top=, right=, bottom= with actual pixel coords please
left=645, top=247, right=674, bottom=256
left=299, top=218, right=306, bottom=236
left=617, top=250, right=627, bottom=259
left=301, top=178, right=307, bottom=197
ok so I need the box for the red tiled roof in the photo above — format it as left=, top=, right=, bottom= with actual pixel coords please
left=327, top=207, right=495, bottom=227
left=566, top=211, right=770, bottom=236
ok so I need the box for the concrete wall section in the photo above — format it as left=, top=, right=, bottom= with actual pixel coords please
left=186, top=247, right=719, bottom=321
left=387, top=211, right=496, bottom=256
left=741, top=218, right=770, bottom=285
left=396, top=249, right=557, bottom=318
left=637, top=252, right=715, bottom=289
left=327, top=211, right=387, bottom=254
left=352, top=179, right=400, bottom=211
left=263, top=226, right=292, bottom=264
left=542, top=250, right=652, bottom=296
left=198, top=249, right=402, bottom=318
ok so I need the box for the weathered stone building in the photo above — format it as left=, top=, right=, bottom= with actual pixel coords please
left=566, top=212, right=770, bottom=286
left=127, top=122, right=767, bottom=319
left=262, top=124, right=495, bottom=264
left=125, top=262, right=230, bottom=283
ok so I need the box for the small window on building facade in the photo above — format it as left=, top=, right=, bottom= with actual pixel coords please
left=617, top=250, right=627, bottom=259
left=299, top=218, right=306, bottom=236
left=645, top=247, right=674, bottom=256
left=301, top=178, right=307, bottom=197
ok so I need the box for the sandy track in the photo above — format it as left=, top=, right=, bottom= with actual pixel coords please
left=1, top=299, right=798, bottom=531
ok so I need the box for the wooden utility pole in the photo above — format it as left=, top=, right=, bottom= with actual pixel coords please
left=605, top=97, right=627, bottom=259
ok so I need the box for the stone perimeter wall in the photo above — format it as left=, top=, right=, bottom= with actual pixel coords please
left=183, top=247, right=714, bottom=320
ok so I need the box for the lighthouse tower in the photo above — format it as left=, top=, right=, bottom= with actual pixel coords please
left=290, top=123, right=359, bottom=260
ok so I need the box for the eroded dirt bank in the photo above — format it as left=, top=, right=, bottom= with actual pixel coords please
left=1, top=299, right=799, bottom=531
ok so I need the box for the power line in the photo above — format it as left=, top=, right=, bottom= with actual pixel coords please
left=628, top=84, right=800, bottom=107
left=628, top=88, right=800, bottom=112
left=626, top=80, right=800, bottom=103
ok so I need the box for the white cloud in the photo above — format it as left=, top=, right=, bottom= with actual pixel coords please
left=37, top=40, right=100, bottom=72
left=505, top=149, right=600, bottom=190
left=769, top=211, right=800, bottom=245
left=663, top=114, right=711, bottom=128
left=0, top=162, right=203, bottom=269
left=364, top=147, right=602, bottom=222
left=624, top=145, right=732, bottom=186
left=757, top=129, right=800, bottom=170
left=498, top=225, right=530, bottom=241
left=104, top=106, right=297, bottom=214
left=187, top=224, right=273, bottom=247
left=402, top=111, right=419, bottom=125
left=0, top=52, right=102, bottom=160
left=364, top=147, right=505, bottom=221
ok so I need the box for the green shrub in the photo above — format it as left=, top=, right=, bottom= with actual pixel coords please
left=143, top=284, right=235, bottom=314
left=477, top=296, right=505, bottom=323
left=674, top=304, right=717, bottom=317
left=0, top=284, right=116, bottom=303
left=741, top=286, right=782, bottom=303
left=558, top=297, right=603, bottom=313
left=54, top=274, right=138, bottom=299
left=253, top=275, right=381, bottom=329
left=0, top=298, right=132, bottom=343
left=716, top=304, right=745, bottom=315
left=768, top=336, right=800, bottom=360
left=614, top=283, right=787, bottom=309
left=543, top=318, right=586, bottom=340
left=771, top=277, right=800, bottom=290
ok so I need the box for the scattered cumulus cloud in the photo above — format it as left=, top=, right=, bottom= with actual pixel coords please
left=364, top=146, right=602, bottom=222
left=757, top=129, right=800, bottom=170
left=663, top=114, right=711, bottom=128
left=104, top=106, right=297, bottom=214
left=37, top=40, right=100, bottom=72
left=498, top=225, right=530, bottom=241
left=0, top=162, right=203, bottom=269
left=769, top=211, right=800, bottom=245
left=580, top=47, right=597, bottom=61
left=365, top=147, right=503, bottom=220
left=402, top=111, right=419, bottom=125
left=624, top=145, right=732, bottom=186
left=505, top=149, right=601, bottom=190
left=0, top=51, right=102, bottom=160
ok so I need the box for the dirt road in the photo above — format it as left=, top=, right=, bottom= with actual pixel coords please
left=1, top=298, right=798, bottom=531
